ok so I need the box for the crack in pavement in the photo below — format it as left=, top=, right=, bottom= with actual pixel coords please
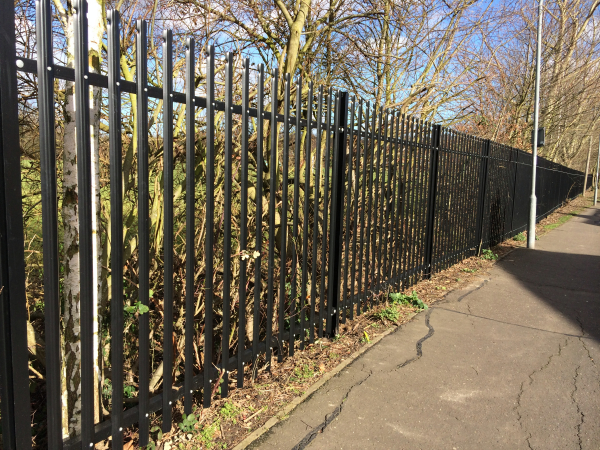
left=571, top=364, right=583, bottom=450
left=291, top=365, right=373, bottom=450
left=575, top=316, right=600, bottom=392
left=291, top=309, right=436, bottom=449
left=457, top=279, right=489, bottom=302
left=466, top=303, right=477, bottom=329
left=435, top=307, right=594, bottom=340
left=396, top=308, right=435, bottom=369
left=515, top=340, right=567, bottom=449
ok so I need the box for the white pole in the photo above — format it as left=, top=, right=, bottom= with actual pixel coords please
left=594, top=136, right=599, bottom=205
left=583, top=136, right=592, bottom=196
left=528, top=0, right=544, bottom=249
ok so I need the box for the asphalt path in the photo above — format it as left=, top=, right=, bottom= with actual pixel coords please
left=250, top=206, right=600, bottom=450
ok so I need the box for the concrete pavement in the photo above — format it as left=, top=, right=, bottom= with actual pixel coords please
left=249, top=206, right=600, bottom=450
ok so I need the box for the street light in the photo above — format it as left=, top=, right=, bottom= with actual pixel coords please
left=528, top=0, right=544, bottom=249
left=595, top=137, right=600, bottom=205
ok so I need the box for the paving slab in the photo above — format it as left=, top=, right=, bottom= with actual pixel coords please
left=248, top=206, right=600, bottom=450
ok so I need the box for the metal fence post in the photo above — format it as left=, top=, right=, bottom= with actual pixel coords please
left=510, top=149, right=519, bottom=236
left=0, top=2, right=32, bottom=448
left=326, top=92, right=349, bottom=337
left=424, top=125, right=441, bottom=279
left=474, top=139, right=491, bottom=254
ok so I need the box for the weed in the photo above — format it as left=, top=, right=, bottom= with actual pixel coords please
left=361, top=330, right=371, bottom=343
left=389, top=291, right=428, bottom=309
left=220, top=401, right=241, bottom=424
left=145, top=426, right=163, bottom=450
left=374, top=306, right=400, bottom=322
left=177, top=413, right=198, bottom=433
left=290, top=364, right=315, bottom=381
left=124, top=300, right=149, bottom=316
left=461, top=268, right=477, bottom=273
left=102, top=379, right=112, bottom=400
left=123, top=384, right=136, bottom=398
left=456, top=278, right=461, bottom=282
left=480, top=249, right=497, bottom=260
left=513, top=232, right=526, bottom=241
left=329, top=352, right=340, bottom=359
left=196, top=419, right=220, bottom=449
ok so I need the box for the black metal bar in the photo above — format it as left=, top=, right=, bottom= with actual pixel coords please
left=412, top=120, right=424, bottom=278
left=278, top=73, right=290, bottom=362
left=238, top=57, right=250, bottom=387
left=449, top=131, right=457, bottom=267
left=408, top=117, right=419, bottom=283
left=300, top=81, right=313, bottom=349
left=221, top=51, right=233, bottom=395
left=35, top=0, right=61, bottom=446
left=510, top=148, right=519, bottom=236
left=266, top=68, right=278, bottom=364
left=290, top=75, right=302, bottom=354
left=183, top=38, right=196, bottom=414
left=74, top=0, right=95, bottom=445
left=424, top=125, right=441, bottom=278
left=0, top=0, right=32, bottom=448
left=136, top=20, right=151, bottom=446
left=108, top=10, right=124, bottom=448
left=468, top=138, right=480, bottom=249
left=377, top=111, right=390, bottom=290
left=341, top=96, right=356, bottom=322
left=161, top=27, right=174, bottom=433
left=388, top=112, right=401, bottom=286
left=401, top=115, right=411, bottom=279
left=402, top=117, right=413, bottom=281
left=348, top=99, right=363, bottom=319
left=382, top=111, right=395, bottom=286
left=462, top=136, right=474, bottom=255
left=326, top=91, right=348, bottom=336
left=252, top=65, right=265, bottom=363
left=363, top=108, right=377, bottom=307
left=396, top=114, right=408, bottom=284
left=203, top=45, right=216, bottom=409
left=369, top=109, right=383, bottom=303
left=356, top=103, right=371, bottom=314
left=461, top=136, right=470, bottom=255
left=309, top=86, right=323, bottom=341
left=474, top=139, right=491, bottom=254
left=461, top=133, right=472, bottom=255
left=432, top=127, right=445, bottom=272
left=416, top=121, right=428, bottom=278
left=318, top=88, right=333, bottom=337
left=452, top=130, right=461, bottom=263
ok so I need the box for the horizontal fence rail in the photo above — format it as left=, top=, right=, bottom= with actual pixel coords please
left=0, top=5, right=590, bottom=449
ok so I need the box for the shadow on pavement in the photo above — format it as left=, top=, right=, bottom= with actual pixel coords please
left=497, top=245, right=600, bottom=343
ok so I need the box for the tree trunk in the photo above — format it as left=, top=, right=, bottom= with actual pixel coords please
left=60, top=1, right=105, bottom=438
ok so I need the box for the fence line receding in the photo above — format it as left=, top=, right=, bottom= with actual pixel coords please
left=0, top=6, right=591, bottom=449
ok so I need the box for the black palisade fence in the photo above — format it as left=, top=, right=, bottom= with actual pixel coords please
left=0, top=4, right=590, bottom=449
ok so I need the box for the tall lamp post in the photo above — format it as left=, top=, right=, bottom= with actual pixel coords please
left=528, top=0, right=544, bottom=249
left=595, top=137, right=600, bottom=205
